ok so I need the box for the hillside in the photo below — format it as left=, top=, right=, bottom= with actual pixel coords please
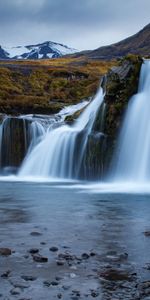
left=0, top=57, right=116, bottom=115
left=79, top=23, right=150, bottom=59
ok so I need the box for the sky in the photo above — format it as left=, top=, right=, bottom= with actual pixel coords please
left=0, top=0, right=149, bottom=50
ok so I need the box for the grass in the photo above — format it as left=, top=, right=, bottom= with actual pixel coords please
left=0, top=57, right=117, bottom=115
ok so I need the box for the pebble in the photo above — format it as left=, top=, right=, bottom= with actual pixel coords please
left=91, top=291, right=99, bottom=298
left=81, top=253, right=90, bottom=259
left=30, top=231, right=42, bottom=236
left=9, top=279, right=30, bottom=289
left=90, top=252, right=96, bottom=257
left=29, top=248, right=39, bottom=254
left=21, top=275, right=37, bottom=281
left=10, top=288, right=21, bottom=295
left=55, top=276, right=63, bottom=281
left=144, top=231, right=150, bottom=237
left=49, top=246, right=58, bottom=252
left=50, top=281, right=59, bottom=286
left=32, top=254, right=48, bottom=263
left=56, top=260, right=65, bottom=266
left=0, top=248, right=12, bottom=256
left=1, top=270, right=11, bottom=278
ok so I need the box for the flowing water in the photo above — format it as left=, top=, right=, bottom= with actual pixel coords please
left=113, top=60, right=150, bottom=182
left=19, top=87, right=104, bottom=178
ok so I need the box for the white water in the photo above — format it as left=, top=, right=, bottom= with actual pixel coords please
left=19, top=87, right=104, bottom=178
left=113, top=60, right=150, bottom=182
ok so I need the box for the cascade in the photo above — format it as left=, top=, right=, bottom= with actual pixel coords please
left=0, top=100, right=88, bottom=174
left=19, top=87, right=104, bottom=178
left=113, top=60, right=150, bottom=182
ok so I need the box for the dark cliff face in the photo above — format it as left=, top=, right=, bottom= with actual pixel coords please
left=1, top=117, right=30, bottom=170
left=84, top=55, right=142, bottom=179
left=104, top=55, right=142, bottom=138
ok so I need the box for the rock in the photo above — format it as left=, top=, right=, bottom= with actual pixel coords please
left=72, top=290, right=80, bottom=297
left=1, top=117, right=30, bottom=168
left=90, top=252, right=96, bottom=257
left=43, top=280, right=59, bottom=287
left=144, top=231, right=150, bottom=237
left=56, top=260, right=65, bottom=266
left=9, top=278, right=30, bottom=289
left=58, top=253, right=76, bottom=261
left=29, top=248, right=39, bottom=254
left=43, top=281, right=51, bottom=287
left=57, top=294, right=62, bottom=299
left=55, top=276, right=63, bottom=281
left=10, top=288, right=21, bottom=295
left=0, top=248, right=12, bottom=256
left=81, top=253, right=90, bottom=259
left=30, top=231, right=42, bottom=236
left=21, top=275, right=37, bottom=281
left=91, top=291, right=99, bottom=298
left=50, top=281, right=59, bottom=286
left=1, top=270, right=11, bottom=278
left=99, top=268, right=131, bottom=281
left=32, top=254, right=48, bottom=263
left=49, top=246, right=58, bottom=252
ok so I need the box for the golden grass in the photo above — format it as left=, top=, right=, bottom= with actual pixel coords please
left=0, top=57, right=118, bottom=114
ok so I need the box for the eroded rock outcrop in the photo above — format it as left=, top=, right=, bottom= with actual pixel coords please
left=1, top=117, right=30, bottom=169
left=84, top=55, right=142, bottom=178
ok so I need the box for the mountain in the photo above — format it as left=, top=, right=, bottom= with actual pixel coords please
left=79, top=23, right=150, bottom=59
left=0, top=41, right=77, bottom=60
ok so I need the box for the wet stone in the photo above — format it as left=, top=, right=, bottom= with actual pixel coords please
left=21, top=275, right=37, bottom=281
left=32, top=254, right=48, bottom=263
left=1, top=270, right=11, bottom=278
left=40, top=242, right=46, bottom=245
left=0, top=247, right=12, bottom=256
left=91, top=291, right=99, bottom=298
left=29, top=248, right=39, bottom=254
left=144, top=231, right=150, bottom=237
left=56, top=260, right=65, bottom=266
left=81, top=253, right=90, bottom=259
left=55, top=276, right=63, bottom=281
left=10, top=288, right=21, bottom=295
left=50, top=281, right=59, bottom=286
left=9, top=278, right=30, bottom=289
left=43, top=281, right=51, bottom=287
left=49, top=246, right=58, bottom=252
left=30, top=231, right=42, bottom=236
left=100, top=268, right=131, bottom=281
left=58, top=253, right=76, bottom=261
left=90, top=252, right=96, bottom=257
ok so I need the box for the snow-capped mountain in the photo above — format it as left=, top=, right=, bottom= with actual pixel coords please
left=0, top=41, right=77, bottom=60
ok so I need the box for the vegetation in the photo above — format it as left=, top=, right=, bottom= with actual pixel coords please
left=0, top=57, right=117, bottom=115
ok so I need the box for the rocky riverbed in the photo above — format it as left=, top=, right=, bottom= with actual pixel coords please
left=0, top=180, right=150, bottom=300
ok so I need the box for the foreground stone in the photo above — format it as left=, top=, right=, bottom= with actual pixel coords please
left=0, top=248, right=12, bottom=256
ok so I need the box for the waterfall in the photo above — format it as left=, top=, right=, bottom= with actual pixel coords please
left=19, top=87, right=104, bottom=178
left=113, top=60, right=150, bottom=182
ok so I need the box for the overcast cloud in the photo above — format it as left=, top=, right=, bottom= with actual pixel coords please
left=0, top=0, right=149, bottom=50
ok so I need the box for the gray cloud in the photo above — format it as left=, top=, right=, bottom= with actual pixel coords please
left=0, top=0, right=149, bottom=50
